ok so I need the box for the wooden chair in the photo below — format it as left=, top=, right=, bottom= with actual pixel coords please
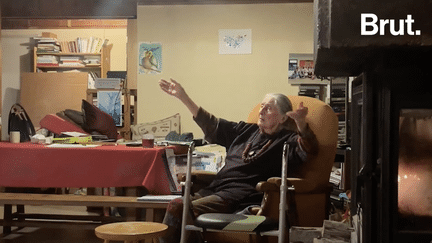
left=181, top=95, right=339, bottom=243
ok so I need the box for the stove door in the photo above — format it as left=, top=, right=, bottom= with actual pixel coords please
left=352, top=68, right=432, bottom=243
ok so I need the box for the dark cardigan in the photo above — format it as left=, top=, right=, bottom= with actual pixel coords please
left=193, top=107, right=318, bottom=210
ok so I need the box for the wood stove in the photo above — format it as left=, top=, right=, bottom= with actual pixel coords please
left=314, top=1, right=432, bottom=242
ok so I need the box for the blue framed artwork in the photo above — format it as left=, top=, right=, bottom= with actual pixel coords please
left=138, top=42, right=162, bottom=74
left=97, top=90, right=122, bottom=126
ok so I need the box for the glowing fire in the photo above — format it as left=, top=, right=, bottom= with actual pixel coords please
left=398, top=161, right=432, bottom=216
left=398, top=112, right=432, bottom=217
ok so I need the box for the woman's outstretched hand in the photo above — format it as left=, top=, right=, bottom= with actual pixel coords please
left=159, top=78, right=187, bottom=100
left=158, top=78, right=199, bottom=117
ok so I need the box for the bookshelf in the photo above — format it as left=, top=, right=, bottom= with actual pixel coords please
left=329, top=77, right=349, bottom=146
left=31, top=33, right=135, bottom=139
left=33, top=45, right=111, bottom=78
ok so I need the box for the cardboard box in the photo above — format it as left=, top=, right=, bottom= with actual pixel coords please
left=165, top=149, right=224, bottom=193
left=42, top=32, right=57, bottom=39
left=20, top=73, right=88, bottom=127
left=174, top=152, right=223, bottom=173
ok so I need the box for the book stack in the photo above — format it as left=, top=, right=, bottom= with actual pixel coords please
left=298, top=85, right=320, bottom=98
left=34, top=39, right=60, bottom=53
left=94, top=78, right=122, bottom=89
left=88, top=71, right=100, bottom=89
left=36, top=55, right=59, bottom=67
left=330, top=168, right=342, bottom=187
left=83, top=56, right=101, bottom=66
left=34, top=32, right=60, bottom=53
left=59, top=56, right=85, bottom=67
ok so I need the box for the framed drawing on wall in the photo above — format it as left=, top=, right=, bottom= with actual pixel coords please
left=219, top=29, right=252, bottom=55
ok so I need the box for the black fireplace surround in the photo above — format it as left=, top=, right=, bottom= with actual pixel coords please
left=314, top=1, right=432, bottom=242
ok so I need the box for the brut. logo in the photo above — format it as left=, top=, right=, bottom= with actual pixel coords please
left=361, top=13, right=421, bottom=36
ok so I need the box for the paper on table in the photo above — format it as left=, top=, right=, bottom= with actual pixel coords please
left=61, top=132, right=89, bottom=137
left=137, top=195, right=181, bottom=202
left=46, top=144, right=100, bottom=148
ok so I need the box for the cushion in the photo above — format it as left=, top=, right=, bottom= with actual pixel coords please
left=81, top=99, right=118, bottom=140
left=40, top=114, right=88, bottom=135
left=131, top=113, right=180, bottom=140
left=64, top=109, right=85, bottom=127
left=56, top=110, right=82, bottom=129
left=194, top=213, right=278, bottom=232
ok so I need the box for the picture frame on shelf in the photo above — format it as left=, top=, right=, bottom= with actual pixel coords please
left=288, top=53, right=316, bottom=83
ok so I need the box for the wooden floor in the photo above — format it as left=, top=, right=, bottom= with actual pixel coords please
left=0, top=205, right=354, bottom=243
left=0, top=205, right=109, bottom=243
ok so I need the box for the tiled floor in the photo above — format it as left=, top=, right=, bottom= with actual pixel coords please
left=0, top=205, right=104, bottom=243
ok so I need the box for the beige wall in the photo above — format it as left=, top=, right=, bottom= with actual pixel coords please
left=137, top=3, right=314, bottom=139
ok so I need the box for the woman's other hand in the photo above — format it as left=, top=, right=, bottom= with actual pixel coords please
left=286, top=102, right=308, bottom=134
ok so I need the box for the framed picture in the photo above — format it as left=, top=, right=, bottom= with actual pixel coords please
left=97, top=90, right=122, bottom=126
left=138, top=42, right=162, bottom=74
left=219, top=29, right=252, bottom=55
left=288, top=53, right=316, bottom=81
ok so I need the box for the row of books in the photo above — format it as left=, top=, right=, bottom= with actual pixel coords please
left=34, top=36, right=108, bottom=54
left=36, top=55, right=101, bottom=68
left=36, top=55, right=59, bottom=67
left=60, top=37, right=108, bottom=54
left=59, top=56, right=85, bottom=67
left=37, top=55, right=58, bottom=64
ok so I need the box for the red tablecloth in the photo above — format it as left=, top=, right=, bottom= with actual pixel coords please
left=0, top=142, right=172, bottom=195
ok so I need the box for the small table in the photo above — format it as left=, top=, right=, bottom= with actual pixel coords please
left=95, top=221, right=168, bottom=243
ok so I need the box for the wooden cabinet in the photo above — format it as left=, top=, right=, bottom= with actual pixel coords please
left=33, top=45, right=111, bottom=78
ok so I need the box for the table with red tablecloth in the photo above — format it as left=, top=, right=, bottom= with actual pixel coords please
left=0, top=142, right=173, bottom=195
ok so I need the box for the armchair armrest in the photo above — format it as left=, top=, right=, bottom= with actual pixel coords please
left=177, top=171, right=217, bottom=193
left=177, top=171, right=217, bottom=184
left=257, top=177, right=331, bottom=194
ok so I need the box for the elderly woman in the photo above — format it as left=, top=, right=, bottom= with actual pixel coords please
left=158, top=78, right=319, bottom=243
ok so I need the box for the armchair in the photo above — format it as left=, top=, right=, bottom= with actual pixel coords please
left=250, top=95, right=339, bottom=227
left=180, top=95, right=338, bottom=243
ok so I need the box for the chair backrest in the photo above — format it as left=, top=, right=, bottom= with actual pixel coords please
left=247, top=95, right=338, bottom=191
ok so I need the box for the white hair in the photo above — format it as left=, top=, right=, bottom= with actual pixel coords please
left=265, top=93, right=293, bottom=114
left=265, top=93, right=296, bottom=131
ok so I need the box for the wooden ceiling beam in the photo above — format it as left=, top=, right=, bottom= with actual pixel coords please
left=1, top=0, right=137, bottom=19
left=1, top=19, right=127, bottom=30
left=137, top=0, right=312, bottom=4
left=1, top=0, right=311, bottom=29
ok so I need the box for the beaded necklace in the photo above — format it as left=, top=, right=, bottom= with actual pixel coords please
left=242, top=133, right=273, bottom=163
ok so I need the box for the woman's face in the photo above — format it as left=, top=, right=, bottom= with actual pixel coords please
left=257, top=96, right=286, bottom=134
